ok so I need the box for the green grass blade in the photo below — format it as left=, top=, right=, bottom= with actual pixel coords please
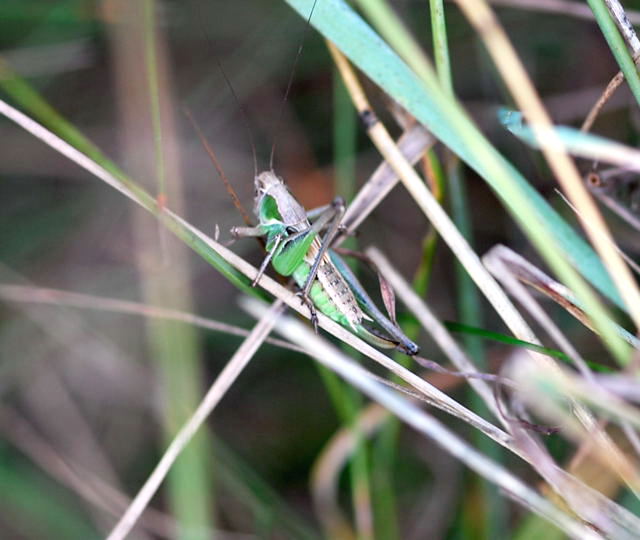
left=282, top=0, right=625, bottom=310
left=500, top=108, right=640, bottom=168
left=284, top=0, right=632, bottom=364
left=138, top=2, right=213, bottom=535
left=445, top=321, right=613, bottom=373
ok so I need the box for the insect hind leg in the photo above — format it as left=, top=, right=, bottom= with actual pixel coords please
left=301, top=196, right=346, bottom=299
left=252, top=235, right=282, bottom=287
left=294, top=289, right=319, bottom=332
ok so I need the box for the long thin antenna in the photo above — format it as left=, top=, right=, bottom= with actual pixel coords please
left=194, top=4, right=258, bottom=178
left=184, top=107, right=253, bottom=227
left=269, top=0, right=321, bottom=171
left=215, top=56, right=258, bottom=178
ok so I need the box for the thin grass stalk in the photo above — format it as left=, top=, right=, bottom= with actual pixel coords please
left=111, top=3, right=213, bottom=533
left=0, top=284, right=304, bottom=353
left=106, top=300, right=285, bottom=540
left=143, top=0, right=166, bottom=201
left=430, top=0, right=453, bottom=95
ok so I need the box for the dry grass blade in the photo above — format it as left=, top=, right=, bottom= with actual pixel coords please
left=339, top=124, right=434, bottom=238
left=603, top=0, right=640, bottom=53
left=106, top=300, right=285, bottom=540
left=242, top=297, right=602, bottom=540
left=483, top=246, right=639, bottom=349
left=484, top=246, right=640, bottom=496
left=366, top=247, right=500, bottom=419
left=509, top=356, right=640, bottom=487
left=483, top=245, right=594, bottom=377
left=0, top=283, right=304, bottom=354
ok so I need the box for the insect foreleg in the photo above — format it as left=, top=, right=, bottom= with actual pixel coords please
left=305, top=203, right=333, bottom=221
left=230, top=225, right=264, bottom=238
left=252, top=234, right=282, bottom=286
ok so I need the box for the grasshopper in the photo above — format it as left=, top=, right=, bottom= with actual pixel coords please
left=231, top=171, right=419, bottom=355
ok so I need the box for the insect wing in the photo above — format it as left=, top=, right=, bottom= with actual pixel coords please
left=272, top=232, right=317, bottom=276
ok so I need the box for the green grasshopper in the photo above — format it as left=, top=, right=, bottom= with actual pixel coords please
left=231, top=170, right=419, bottom=356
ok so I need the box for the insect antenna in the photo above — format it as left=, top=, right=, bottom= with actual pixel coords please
left=269, top=0, right=321, bottom=172
left=191, top=0, right=258, bottom=179
left=184, top=107, right=253, bottom=227
left=212, top=54, right=259, bottom=180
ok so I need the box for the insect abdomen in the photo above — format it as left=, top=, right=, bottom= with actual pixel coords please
left=292, top=262, right=357, bottom=329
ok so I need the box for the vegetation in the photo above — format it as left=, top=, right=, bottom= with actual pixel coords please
left=1, top=0, right=640, bottom=538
